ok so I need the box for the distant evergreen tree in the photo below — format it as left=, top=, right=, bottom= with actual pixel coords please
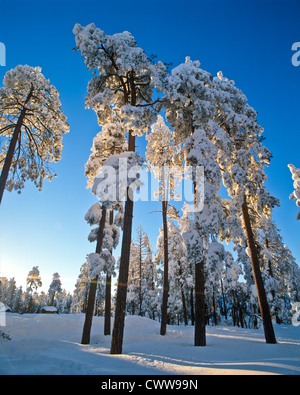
left=26, top=266, right=42, bottom=293
left=127, top=226, right=158, bottom=318
left=48, top=273, right=62, bottom=306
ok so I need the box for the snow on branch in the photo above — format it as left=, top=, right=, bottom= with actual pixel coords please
left=288, top=164, right=300, bottom=220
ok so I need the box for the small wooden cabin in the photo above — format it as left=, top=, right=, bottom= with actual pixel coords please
left=0, top=305, right=11, bottom=313
left=41, top=306, right=58, bottom=314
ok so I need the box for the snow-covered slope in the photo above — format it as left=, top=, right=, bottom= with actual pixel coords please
left=0, top=314, right=300, bottom=375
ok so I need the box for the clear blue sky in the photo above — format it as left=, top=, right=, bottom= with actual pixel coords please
left=0, top=0, right=299, bottom=293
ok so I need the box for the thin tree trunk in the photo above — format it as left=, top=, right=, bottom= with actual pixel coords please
left=190, top=287, right=195, bottom=326
left=241, top=196, right=277, bottom=344
left=0, top=110, right=26, bottom=205
left=181, top=287, right=188, bottom=326
left=81, top=207, right=107, bottom=345
left=231, top=291, right=238, bottom=327
left=193, top=180, right=206, bottom=346
left=110, top=190, right=134, bottom=353
left=178, top=264, right=188, bottom=326
left=0, top=89, right=33, bottom=205
left=194, top=260, right=206, bottom=346
left=220, top=278, right=228, bottom=320
left=212, top=291, right=217, bottom=326
left=139, top=232, right=143, bottom=316
left=266, top=238, right=280, bottom=323
left=110, top=131, right=135, bottom=355
left=50, top=291, right=55, bottom=307
left=160, top=199, right=169, bottom=336
left=104, top=274, right=112, bottom=335
left=104, top=209, right=114, bottom=336
left=235, top=290, right=244, bottom=329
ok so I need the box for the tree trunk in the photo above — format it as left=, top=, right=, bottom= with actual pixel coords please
left=138, top=234, right=143, bottom=316
left=235, top=290, right=244, bottom=329
left=190, top=287, right=195, bottom=326
left=81, top=207, right=107, bottom=345
left=194, top=260, right=206, bottom=346
left=110, top=132, right=135, bottom=355
left=181, top=287, right=188, bottom=326
left=49, top=291, right=55, bottom=307
left=220, top=278, right=228, bottom=320
left=193, top=180, right=206, bottom=346
left=0, top=88, right=33, bottom=205
left=104, top=209, right=114, bottom=336
left=178, top=264, right=188, bottom=326
left=160, top=199, right=169, bottom=336
left=0, top=109, right=26, bottom=205
left=266, top=238, right=280, bottom=324
left=241, top=196, right=277, bottom=344
left=104, top=274, right=112, bottom=335
left=212, top=290, right=217, bottom=326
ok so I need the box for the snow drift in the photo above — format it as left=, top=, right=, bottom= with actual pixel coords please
left=1, top=314, right=300, bottom=375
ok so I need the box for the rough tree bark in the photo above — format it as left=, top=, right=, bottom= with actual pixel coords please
left=160, top=199, right=169, bottom=336
left=193, top=180, right=206, bottom=346
left=0, top=89, right=33, bottom=205
left=81, top=207, right=107, bottom=345
left=104, top=209, right=114, bottom=336
left=194, top=260, right=206, bottom=346
left=241, top=196, right=277, bottom=344
left=110, top=131, right=136, bottom=355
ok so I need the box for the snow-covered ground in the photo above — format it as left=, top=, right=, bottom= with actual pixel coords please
left=0, top=313, right=300, bottom=375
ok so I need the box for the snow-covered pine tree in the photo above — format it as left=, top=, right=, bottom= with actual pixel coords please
left=48, top=273, right=62, bottom=306
left=73, top=23, right=166, bottom=354
left=5, top=277, right=16, bottom=309
left=145, top=115, right=183, bottom=335
left=81, top=78, right=127, bottom=341
left=11, top=286, right=23, bottom=314
left=127, top=241, right=140, bottom=315
left=141, top=232, right=159, bottom=320
left=93, top=277, right=106, bottom=316
left=163, top=58, right=215, bottom=144
left=186, top=127, right=225, bottom=345
left=159, top=56, right=280, bottom=345
left=257, top=217, right=300, bottom=323
left=38, top=291, right=48, bottom=312
left=55, top=289, right=73, bottom=314
left=26, top=266, right=42, bottom=293
left=180, top=202, right=202, bottom=327
left=23, top=289, right=35, bottom=313
left=0, top=65, right=69, bottom=204
left=161, top=58, right=223, bottom=346
left=82, top=202, right=110, bottom=344
left=205, top=241, right=225, bottom=326
left=127, top=226, right=158, bottom=318
left=71, top=261, right=90, bottom=314
left=167, top=220, right=193, bottom=326
left=135, top=226, right=147, bottom=317
left=212, top=71, right=277, bottom=344
left=83, top=119, right=126, bottom=340
left=222, top=251, right=247, bottom=327
left=287, top=258, right=300, bottom=303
